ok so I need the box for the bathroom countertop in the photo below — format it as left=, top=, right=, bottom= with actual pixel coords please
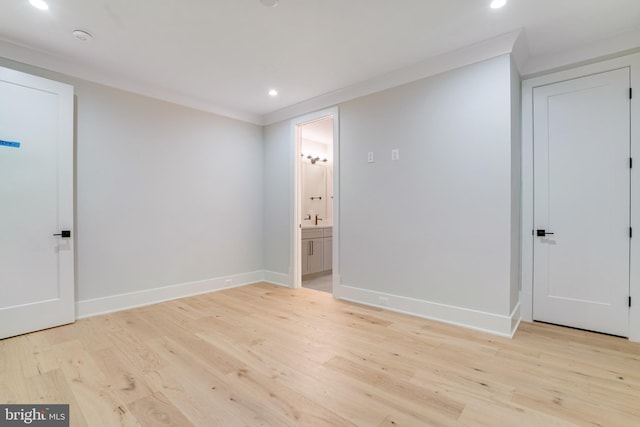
left=301, top=223, right=333, bottom=229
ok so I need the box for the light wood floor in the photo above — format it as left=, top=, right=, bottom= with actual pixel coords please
left=1, top=283, right=639, bottom=426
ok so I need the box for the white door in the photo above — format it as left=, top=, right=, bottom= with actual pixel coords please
left=0, top=66, right=75, bottom=339
left=533, top=68, right=630, bottom=337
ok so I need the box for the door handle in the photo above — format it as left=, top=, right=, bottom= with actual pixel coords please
left=53, top=230, right=71, bottom=238
left=536, top=229, right=554, bottom=237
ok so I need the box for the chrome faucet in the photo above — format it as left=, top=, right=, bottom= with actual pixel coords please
left=315, top=214, right=323, bottom=226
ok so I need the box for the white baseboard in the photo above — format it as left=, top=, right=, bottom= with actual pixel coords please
left=75, top=272, right=522, bottom=338
left=263, top=271, right=291, bottom=287
left=76, top=271, right=264, bottom=319
left=335, top=284, right=521, bottom=338
left=519, top=289, right=533, bottom=322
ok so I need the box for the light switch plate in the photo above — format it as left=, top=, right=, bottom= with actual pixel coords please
left=391, top=149, right=400, bottom=161
left=367, top=151, right=375, bottom=163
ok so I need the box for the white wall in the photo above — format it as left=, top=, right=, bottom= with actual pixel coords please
left=339, top=55, right=516, bottom=322
left=263, top=55, right=521, bottom=335
left=74, top=83, right=264, bottom=302
left=510, top=57, right=522, bottom=315
left=0, top=57, right=264, bottom=313
left=263, top=121, right=292, bottom=284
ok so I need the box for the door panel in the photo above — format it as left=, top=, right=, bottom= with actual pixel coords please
left=0, top=67, right=74, bottom=339
left=308, top=238, right=324, bottom=274
left=533, top=68, right=630, bottom=337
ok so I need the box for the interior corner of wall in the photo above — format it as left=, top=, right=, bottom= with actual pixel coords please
left=263, top=270, right=291, bottom=287
left=511, top=29, right=530, bottom=75
left=509, top=302, right=522, bottom=338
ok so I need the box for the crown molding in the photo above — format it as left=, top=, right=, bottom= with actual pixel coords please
left=0, top=38, right=263, bottom=125
left=521, top=28, right=640, bottom=78
left=261, top=29, right=525, bottom=125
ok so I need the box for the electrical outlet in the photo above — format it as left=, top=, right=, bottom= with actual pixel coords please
left=367, top=151, right=375, bottom=163
left=225, top=279, right=233, bottom=287
left=391, top=149, right=400, bottom=161
left=378, top=296, right=389, bottom=306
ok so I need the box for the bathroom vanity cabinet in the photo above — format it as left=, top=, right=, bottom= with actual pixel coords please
left=302, top=227, right=332, bottom=277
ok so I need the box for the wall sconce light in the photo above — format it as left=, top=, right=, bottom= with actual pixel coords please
left=301, top=153, right=328, bottom=164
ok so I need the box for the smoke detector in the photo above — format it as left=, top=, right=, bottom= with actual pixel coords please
left=72, top=29, right=93, bottom=42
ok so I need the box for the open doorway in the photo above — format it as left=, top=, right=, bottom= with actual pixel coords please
left=291, top=108, right=339, bottom=293
left=300, top=117, right=333, bottom=292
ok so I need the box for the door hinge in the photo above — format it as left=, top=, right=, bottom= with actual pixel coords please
left=631, top=157, right=633, bottom=169
left=630, top=296, right=632, bottom=308
left=630, top=227, right=633, bottom=238
left=631, top=88, right=633, bottom=99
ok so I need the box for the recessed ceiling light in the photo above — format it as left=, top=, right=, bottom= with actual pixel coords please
left=260, top=0, right=279, bottom=7
left=29, top=0, right=49, bottom=10
left=72, top=29, right=93, bottom=42
left=490, top=0, right=507, bottom=8
left=268, top=89, right=278, bottom=97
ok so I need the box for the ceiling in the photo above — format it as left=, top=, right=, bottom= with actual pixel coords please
left=1, top=0, right=639, bottom=124
left=302, top=116, right=333, bottom=145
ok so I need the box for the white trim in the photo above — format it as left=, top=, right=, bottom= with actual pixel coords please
left=290, top=107, right=340, bottom=290
left=291, top=118, right=302, bottom=289
left=511, top=29, right=530, bottom=74
left=76, top=271, right=263, bottom=319
left=631, top=55, right=640, bottom=343
left=0, top=39, right=262, bottom=125
left=5, top=26, right=639, bottom=128
left=1, top=29, right=523, bottom=127
left=263, top=30, right=523, bottom=125
left=331, top=109, right=341, bottom=296
left=521, top=53, right=640, bottom=342
left=263, top=271, right=290, bottom=287
left=521, top=29, right=640, bottom=77
left=335, top=284, right=520, bottom=338
left=0, top=29, right=521, bottom=127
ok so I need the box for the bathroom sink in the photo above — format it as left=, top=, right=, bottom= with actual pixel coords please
left=301, top=221, right=332, bottom=229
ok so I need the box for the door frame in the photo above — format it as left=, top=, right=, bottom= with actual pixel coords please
left=521, top=53, right=640, bottom=341
left=290, top=107, right=340, bottom=291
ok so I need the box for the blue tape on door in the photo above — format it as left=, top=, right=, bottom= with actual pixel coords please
left=0, top=140, right=21, bottom=148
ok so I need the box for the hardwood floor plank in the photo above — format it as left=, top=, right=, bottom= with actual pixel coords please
left=128, top=392, right=195, bottom=427
left=90, top=346, right=156, bottom=405
left=1, top=283, right=639, bottom=426
left=323, top=354, right=465, bottom=423
left=52, top=340, right=141, bottom=426
left=457, top=401, right=579, bottom=427
left=147, top=335, right=331, bottom=426
left=195, top=323, right=395, bottom=425
left=144, top=367, right=234, bottom=426
left=43, top=314, right=123, bottom=352
left=0, top=335, right=32, bottom=402
left=25, top=369, right=89, bottom=426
